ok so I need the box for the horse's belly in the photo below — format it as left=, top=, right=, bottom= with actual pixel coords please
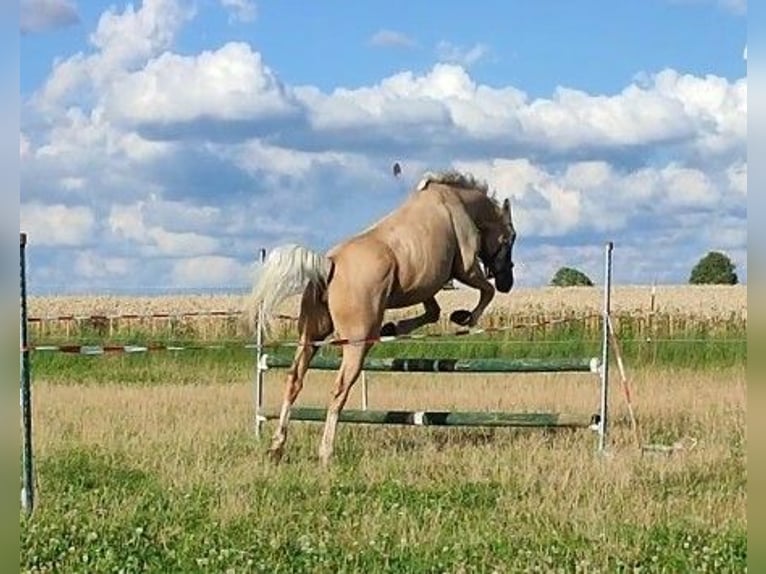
left=385, top=273, right=449, bottom=309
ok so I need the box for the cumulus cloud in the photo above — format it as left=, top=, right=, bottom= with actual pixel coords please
left=105, top=42, right=301, bottom=132
left=108, top=202, right=220, bottom=257
left=21, top=0, right=79, bottom=34
left=89, top=0, right=193, bottom=68
left=35, top=0, right=193, bottom=111
left=20, top=203, right=95, bottom=246
left=19, top=0, right=747, bottom=288
left=45, top=13, right=744, bottom=165
left=74, top=251, right=130, bottom=279
left=119, top=56, right=742, bottom=166
left=369, top=29, right=416, bottom=48
left=171, top=255, right=250, bottom=287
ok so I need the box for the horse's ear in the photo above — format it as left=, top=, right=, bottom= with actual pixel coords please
left=502, top=197, right=512, bottom=224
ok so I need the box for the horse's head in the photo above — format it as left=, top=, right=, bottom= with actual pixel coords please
left=480, top=197, right=516, bottom=293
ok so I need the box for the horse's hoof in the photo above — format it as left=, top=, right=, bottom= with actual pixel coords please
left=380, top=322, right=398, bottom=337
left=450, top=309, right=473, bottom=326
left=266, top=446, right=284, bottom=464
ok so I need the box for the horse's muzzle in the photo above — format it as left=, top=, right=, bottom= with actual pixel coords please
left=484, top=243, right=515, bottom=293
left=495, top=268, right=514, bottom=293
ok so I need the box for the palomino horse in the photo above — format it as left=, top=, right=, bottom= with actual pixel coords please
left=249, top=170, right=517, bottom=465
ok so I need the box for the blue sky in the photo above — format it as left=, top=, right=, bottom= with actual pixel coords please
left=19, top=0, right=747, bottom=293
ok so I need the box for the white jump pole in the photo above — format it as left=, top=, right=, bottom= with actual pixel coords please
left=598, top=242, right=613, bottom=452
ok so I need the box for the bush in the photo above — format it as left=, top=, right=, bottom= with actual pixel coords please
left=550, top=267, right=593, bottom=287
left=689, top=251, right=738, bottom=285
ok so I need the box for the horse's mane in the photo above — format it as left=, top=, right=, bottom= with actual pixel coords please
left=416, top=170, right=490, bottom=195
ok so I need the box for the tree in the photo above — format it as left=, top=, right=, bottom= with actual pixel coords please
left=689, top=251, right=738, bottom=285
left=550, top=266, right=594, bottom=287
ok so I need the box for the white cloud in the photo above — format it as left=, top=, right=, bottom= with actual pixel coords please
left=20, top=203, right=95, bottom=246
left=89, top=0, right=193, bottom=69
left=74, top=251, right=130, bottom=278
left=106, top=42, right=300, bottom=127
left=22, top=107, right=169, bottom=207
left=171, top=255, right=250, bottom=286
left=451, top=156, right=745, bottom=267
left=21, top=0, right=79, bottom=34
left=108, top=202, right=220, bottom=256
left=19, top=1, right=747, bottom=288
left=46, top=21, right=744, bottom=166
left=660, top=164, right=718, bottom=207
left=454, top=158, right=583, bottom=237
left=220, top=0, right=256, bottom=23
left=727, top=161, right=747, bottom=195
left=293, top=65, right=744, bottom=161
left=369, top=29, right=416, bottom=48
left=435, top=41, right=489, bottom=67
left=36, top=0, right=193, bottom=112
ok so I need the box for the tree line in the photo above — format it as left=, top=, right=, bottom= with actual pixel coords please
left=550, top=251, right=739, bottom=286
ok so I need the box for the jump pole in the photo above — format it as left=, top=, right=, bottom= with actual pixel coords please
left=598, top=241, right=614, bottom=453
left=260, top=407, right=598, bottom=428
left=260, top=355, right=600, bottom=373
left=254, top=248, right=266, bottom=438
left=20, top=233, right=34, bottom=516
left=253, top=241, right=615, bottom=445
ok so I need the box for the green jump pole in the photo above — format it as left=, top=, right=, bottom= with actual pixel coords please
left=262, top=355, right=599, bottom=374
left=261, top=407, right=599, bottom=429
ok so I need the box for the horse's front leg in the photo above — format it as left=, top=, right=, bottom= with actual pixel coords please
left=449, top=263, right=495, bottom=327
left=380, top=297, right=440, bottom=337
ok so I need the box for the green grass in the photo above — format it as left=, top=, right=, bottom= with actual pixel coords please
left=20, top=314, right=747, bottom=572
left=22, top=433, right=745, bottom=573
left=27, top=327, right=746, bottom=386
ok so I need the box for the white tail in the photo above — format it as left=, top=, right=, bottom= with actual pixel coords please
left=248, top=244, right=332, bottom=333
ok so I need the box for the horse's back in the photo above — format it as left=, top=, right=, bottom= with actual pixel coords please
left=327, top=187, right=456, bottom=308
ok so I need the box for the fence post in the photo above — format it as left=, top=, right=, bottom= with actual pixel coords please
left=254, top=248, right=266, bottom=438
left=360, top=372, right=369, bottom=410
left=598, top=242, right=613, bottom=453
left=20, top=233, right=34, bottom=515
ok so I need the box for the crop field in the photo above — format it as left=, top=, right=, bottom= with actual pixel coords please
left=20, top=285, right=747, bottom=572
left=27, top=284, right=747, bottom=341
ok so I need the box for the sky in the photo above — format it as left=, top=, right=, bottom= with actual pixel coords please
left=19, top=0, right=748, bottom=294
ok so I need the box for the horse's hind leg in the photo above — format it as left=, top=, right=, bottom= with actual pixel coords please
left=267, top=285, right=333, bottom=462
left=318, top=342, right=370, bottom=466
left=381, top=297, right=440, bottom=337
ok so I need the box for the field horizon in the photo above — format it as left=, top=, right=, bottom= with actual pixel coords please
left=28, top=283, right=748, bottom=317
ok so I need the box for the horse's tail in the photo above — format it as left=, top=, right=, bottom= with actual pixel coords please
left=247, top=244, right=334, bottom=335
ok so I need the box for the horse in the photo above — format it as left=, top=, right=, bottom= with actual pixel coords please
left=248, top=169, right=517, bottom=465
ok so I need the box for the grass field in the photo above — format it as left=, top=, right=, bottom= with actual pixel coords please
left=20, top=286, right=747, bottom=572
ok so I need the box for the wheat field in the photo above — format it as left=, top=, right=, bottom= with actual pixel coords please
left=28, top=284, right=747, bottom=318
left=26, top=284, right=747, bottom=341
